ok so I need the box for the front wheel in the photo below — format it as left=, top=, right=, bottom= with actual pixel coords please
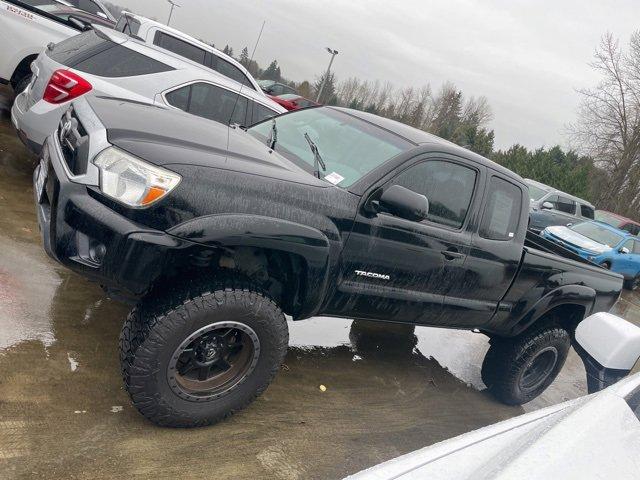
left=481, top=325, right=570, bottom=405
left=119, top=281, right=288, bottom=427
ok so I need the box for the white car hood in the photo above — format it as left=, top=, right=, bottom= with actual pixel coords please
left=546, top=225, right=610, bottom=253
left=346, top=374, right=640, bottom=480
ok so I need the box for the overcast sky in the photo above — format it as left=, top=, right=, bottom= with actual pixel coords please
left=115, top=0, right=638, bottom=150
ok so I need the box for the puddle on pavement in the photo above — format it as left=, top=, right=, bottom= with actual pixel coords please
left=1, top=86, right=639, bottom=479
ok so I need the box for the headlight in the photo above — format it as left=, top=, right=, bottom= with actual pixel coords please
left=93, top=147, right=181, bottom=207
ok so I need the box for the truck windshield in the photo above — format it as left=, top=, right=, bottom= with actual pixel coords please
left=247, top=108, right=412, bottom=187
left=571, top=222, right=624, bottom=247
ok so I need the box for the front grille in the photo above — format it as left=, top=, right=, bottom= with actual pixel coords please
left=58, top=106, right=89, bottom=176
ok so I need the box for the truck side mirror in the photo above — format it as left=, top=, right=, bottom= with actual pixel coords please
left=378, top=185, right=429, bottom=222
left=619, top=247, right=630, bottom=254
left=541, top=201, right=554, bottom=210
left=574, top=312, right=640, bottom=393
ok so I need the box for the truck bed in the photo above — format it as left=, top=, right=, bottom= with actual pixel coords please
left=524, top=230, right=597, bottom=267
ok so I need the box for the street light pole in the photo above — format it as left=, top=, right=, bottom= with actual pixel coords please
left=316, top=47, right=339, bottom=103
left=167, top=0, right=181, bottom=26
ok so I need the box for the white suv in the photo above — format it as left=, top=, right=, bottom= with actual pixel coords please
left=114, top=12, right=261, bottom=93
left=11, top=27, right=285, bottom=153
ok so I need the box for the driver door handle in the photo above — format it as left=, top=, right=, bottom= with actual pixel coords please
left=441, top=249, right=465, bottom=261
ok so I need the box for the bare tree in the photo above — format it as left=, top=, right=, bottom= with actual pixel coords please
left=569, top=32, right=640, bottom=215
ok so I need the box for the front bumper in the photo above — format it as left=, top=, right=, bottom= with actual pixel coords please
left=34, top=135, right=183, bottom=300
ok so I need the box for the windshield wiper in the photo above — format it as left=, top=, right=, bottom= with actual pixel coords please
left=304, top=132, right=326, bottom=179
left=267, top=119, right=277, bottom=150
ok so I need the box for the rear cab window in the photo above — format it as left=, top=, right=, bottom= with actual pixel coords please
left=580, top=204, right=595, bottom=220
left=47, top=30, right=174, bottom=77
left=480, top=177, right=522, bottom=241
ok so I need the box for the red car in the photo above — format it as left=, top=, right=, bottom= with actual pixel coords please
left=595, top=210, right=640, bottom=236
left=268, top=94, right=319, bottom=111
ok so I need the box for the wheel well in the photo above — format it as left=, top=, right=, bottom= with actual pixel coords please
left=147, top=246, right=308, bottom=317
left=529, top=303, right=587, bottom=337
left=10, top=54, right=38, bottom=89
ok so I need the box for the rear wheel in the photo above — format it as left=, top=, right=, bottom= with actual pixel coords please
left=119, top=279, right=288, bottom=427
left=481, top=325, right=570, bottom=405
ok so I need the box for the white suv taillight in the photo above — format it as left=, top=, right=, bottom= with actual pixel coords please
left=43, top=70, right=92, bottom=104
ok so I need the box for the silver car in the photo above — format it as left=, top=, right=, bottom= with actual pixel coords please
left=11, top=27, right=284, bottom=153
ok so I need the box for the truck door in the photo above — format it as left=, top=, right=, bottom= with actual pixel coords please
left=449, top=175, right=527, bottom=327
left=326, top=157, right=482, bottom=325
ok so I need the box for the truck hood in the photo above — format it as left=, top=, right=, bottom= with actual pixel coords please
left=346, top=374, right=640, bottom=480
left=545, top=225, right=610, bottom=253
left=84, top=96, right=327, bottom=187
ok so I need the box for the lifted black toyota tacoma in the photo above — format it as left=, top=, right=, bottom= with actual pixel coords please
left=34, top=96, right=623, bottom=427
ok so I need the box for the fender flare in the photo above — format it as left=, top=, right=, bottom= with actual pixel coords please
left=167, top=214, right=333, bottom=317
left=510, top=284, right=597, bottom=336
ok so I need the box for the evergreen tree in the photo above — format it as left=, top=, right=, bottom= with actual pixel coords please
left=313, top=72, right=338, bottom=105
left=239, top=47, right=249, bottom=67
left=262, top=61, right=281, bottom=81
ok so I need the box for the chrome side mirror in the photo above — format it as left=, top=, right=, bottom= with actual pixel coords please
left=620, top=247, right=630, bottom=254
left=541, top=201, right=554, bottom=210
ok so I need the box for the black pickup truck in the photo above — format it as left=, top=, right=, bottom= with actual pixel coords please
left=33, top=96, right=623, bottom=427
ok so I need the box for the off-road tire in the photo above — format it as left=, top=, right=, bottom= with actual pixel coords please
left=119, top=278, right=288, bottom=427
left=481, top=325, right=570, bottom=405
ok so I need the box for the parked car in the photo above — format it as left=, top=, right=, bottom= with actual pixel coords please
left=11, top=27, right=285, bottom=153
left=542, top=221, right=640, bottom=289
left=257, top=79, right=298, bottom=96
left=595, top=210, right=640, bottom=236
left=33, top=97, right=623, bottom=427
left=525, top=178, right=595, bottom=233
left=114, top=11, right=263, bottom=94
left=269, top=93, right=319, bottom=111
left=0, top=0, right=115, bottom=93
left=345, top=313, right=640, bottom=480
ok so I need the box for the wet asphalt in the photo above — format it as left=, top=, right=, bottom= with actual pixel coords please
left=1, top=85, right=640, bottom=480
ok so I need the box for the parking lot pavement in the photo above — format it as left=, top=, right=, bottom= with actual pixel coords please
left=1, top=87, right=640, bottom=480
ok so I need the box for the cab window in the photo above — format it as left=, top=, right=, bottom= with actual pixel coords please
left=554, top=196, right=576, bottom=214
left=580, top=204, right=595, bottom=219
left=480, top=177, right=522, bottom=241
left=392, top=160, right=477, bottom=229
